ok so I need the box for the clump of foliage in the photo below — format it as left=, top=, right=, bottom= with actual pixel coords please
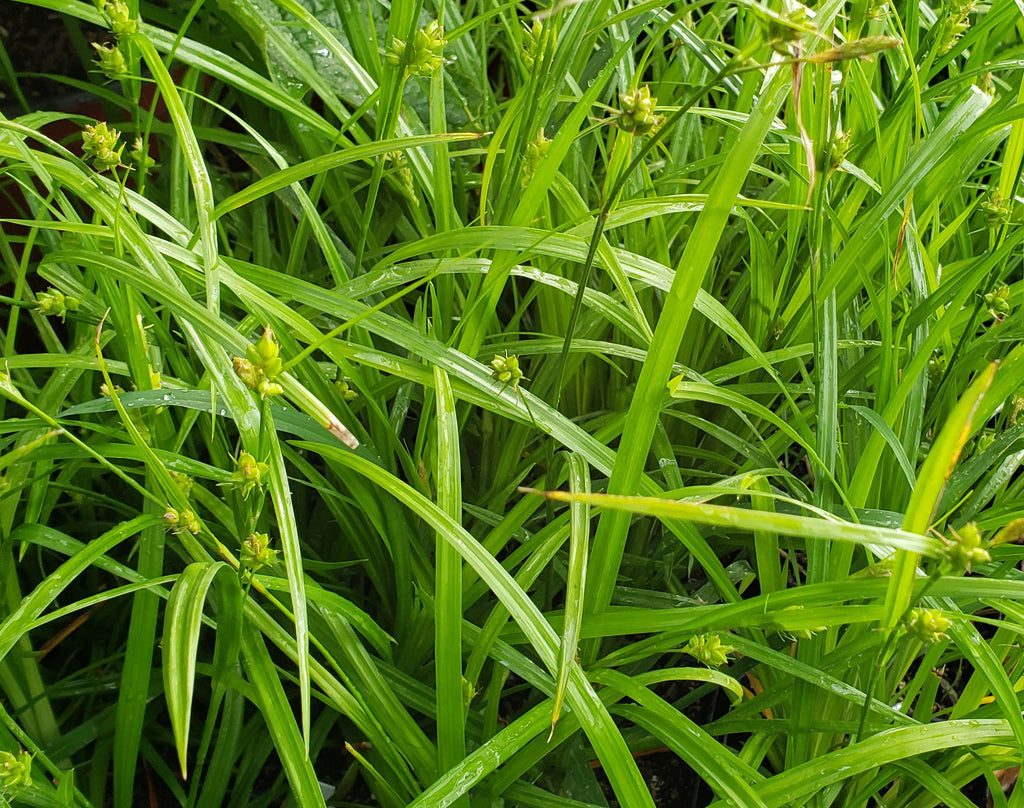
left=1, top=0, right=1024, bottom=806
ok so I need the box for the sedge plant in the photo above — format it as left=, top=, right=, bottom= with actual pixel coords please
left=0, top=0, right=1024, bottom=806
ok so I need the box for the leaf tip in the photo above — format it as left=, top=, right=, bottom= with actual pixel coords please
left=326, top=413, right=359, bottom=449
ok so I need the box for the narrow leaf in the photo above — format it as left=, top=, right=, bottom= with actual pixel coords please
left=551, top=453, right=590, bottom=739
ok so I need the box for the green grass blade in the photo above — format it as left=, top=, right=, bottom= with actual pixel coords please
left=132, top=35, right=218, bottom=302
left=162, top=561, right=238, bottom=779
left=261, top=409, right=314, bottom=750
left=550, top=452, right=590, bottom=739
left=884, top=363, right=997, bottom=627
left=594, top=668, right=768, bottom=808
left=706, top=721, right=1013, bottom=808
left=112, top=502, right=166, bottom=808
left=433, top=366, right=465, bottom=782
left=524, top=489, right=945, bottom=556
left=239, top=624, right=327, bottom=808
left=299, top=442, right=656, bottom=808
left=211, top=133, right=480, bottom=221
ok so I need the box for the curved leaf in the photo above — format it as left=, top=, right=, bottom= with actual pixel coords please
left=162, top=562, right=241, bottom=779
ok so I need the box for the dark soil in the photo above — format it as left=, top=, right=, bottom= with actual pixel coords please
left=1, top=4, right=108, bottom=112
left=596, top=750, right=711, bottom=808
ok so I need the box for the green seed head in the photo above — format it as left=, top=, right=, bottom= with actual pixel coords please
left=522, top=20, right=546, bottom=69
left=241, top=532, right=278, bottom=572
left=0, top=749, right=32, bottom=791
left=944, top=522, right=991, bottom=572
left=163, top=507, right=200, bottom=535
left=522, top=129, right=552, bottom=187
left=992, top=517, right=1024, bottom=546
left=247, top=327, right=281, bottom=372
left=806, top=35, right=900, bottom=63
left=976, top=430, right=997, bottom=455
left=907, top=608, right=951, bottom=643
left=236, top=328, right=286, bottom=397
left=91, top=41, right=128, bottom=79
left=178, top=509, right=201, bottom=535
left=102, top=0, right=137, bottom=35
left=231, top=452, right=269, bottom=497
left=82, top=121, right=125, bottom=172
left=257, top=378, right=283, bottom=398
left=169, top=471, right=194, bottom=498
left=826, top=130, right=852, bottom=173
left=386, top=19, right=446, bottom=77
left=337, top=380, right=359, bottom=401
left=984, top=284, right=1011, bottom=321
left=937, top=0, right=975, bottom=55
left=980, top=193, right=1012, bottom=229
left=35, top=288, right=80, bottom=321
left=682, top=634, right=736, bottom=667
left=1010, top=391, right=1024, bottom=426
left=490, top=352, right=526, bottom=388
left=617, top=85, right=664, bottom=137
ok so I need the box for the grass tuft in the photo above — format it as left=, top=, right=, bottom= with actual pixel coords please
left=1, top=0, right=1024, bottom=805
